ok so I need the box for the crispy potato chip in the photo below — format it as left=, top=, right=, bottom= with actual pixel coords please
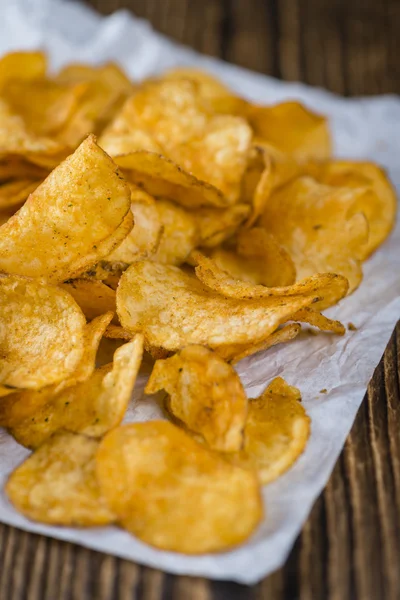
left=104, top=324, right=132, bottom=341
left=115, top=152, right=229, bottom=209
left=243, top=149, right=273, bottom=227
left=248, top=101, right=331, bottom=160
left=6, top=432, right=114, bottom=526
left=261, top=176, right=369, bottom=293
left=0, top=135, right=132, bottom=282
left=304, top=160, right=397, bottom=258
left=153, top=199, right=199, bottom=265
left=230, top=323, right=302, bottom=364
left=0, top=51, right=46, bottom=90
left=208, top=228, right=296, bottom=287
left=291, top=307, right=345, bottom=335
left=226, top=378, right=310, bottom=484
left=106, top=187, right=162, bottom=264
left=0, top=178, right=39, bottom=210
left=61, top=280, right=117, bottom=323
left=197, top=204, right=250, bottom=248
left=192, top=250, right=348, bottom=309
left=96, top=421, right=262, bottom=553
left=145, top=345, right=247, bottom=451
left=0, top=275, right=86, bottom=390
left=117, top=261, right=322, bottom=354
left=9, top=336, right=143, bottom=449
left=0, top=312, right=113, bottom=428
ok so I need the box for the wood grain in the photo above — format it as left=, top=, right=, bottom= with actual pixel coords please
left=1, top=0, right=399, bottom=598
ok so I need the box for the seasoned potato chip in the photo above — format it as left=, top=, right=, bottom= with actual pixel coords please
left=0, top=178, right=39, bottom=210
left=0, top=135, right=132, bottom=282
left=260, top=176, right=369, bottom=292
left=229, top=323, right=302, bottom=364
left=9, top=336, right=143, bottom=449
left=96, top=421, right=262, bottom=553
left=61, top=280, right=117, bottom=323
left=248, top=101, right=331, bottom=160
left=304, top=160, right=397, bottom=258
left=6, top=432, right=114, bottom=526
left=291, top=307, right=345, bottom=335
left=244, top=149, right=273, bottom=227
left=226, top=378, right=310, bottom=484
left=208, top=228, right=296, bottom=287
left=197, top=204, right=250, bottom=248
left=0, top=51, right=46, bottom=90
left=154, top=199, right=199, bottom=265
left=0, top=275, right=86, bottom=390
left=192, top=251, right=348, bottom=309
left=117, top=261, right=322, bottom=354
left=145, top=346, right=247, bottom=451
left=0, top=313, right=114, bottom=428
left=115, top=152, right=228, bottom=209
left=104, top=324, right=132, bottom=341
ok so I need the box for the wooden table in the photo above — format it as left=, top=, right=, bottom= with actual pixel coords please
left=1, top=1, right=399, bottom=598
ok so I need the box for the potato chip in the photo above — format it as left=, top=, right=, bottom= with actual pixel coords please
left=197, top=204, right=250, bottom=248
left=104, top=324, right=132, bottom=341
left=304, top=160, right=397, bottom=258
left=6, top=432, right=114, bottom=526
left=145, top=345, right=247, bottom=451
left=225, top=378, right=310, bottom=484
left=153, top=199, right=199, bottom=265
left=192, top=250, right=348, bottom=309
left=115, top=152, right=229, bottom=209
left=208, top=228, right=296, bottom=287
left=0, top=135, right=132, bottom=283
left=0, top=51, right=46, bottom=90
left=248, top=101, right=331, bottom=160
left=0, top=275, right=86, bottom=390
left=260, top=176, right=369, bottom=293
left=0, top=178, right=39, bottom=210
left=0, top=312, right=113, bottom=428
left=292, top=307, right=345, bottom=335
left=229, top=323, right=302, bottom=364
left=61, top=279, right=117, bottom=323
left=105, top=187, right=162, bottom=265
left=9, top=336, right=143, bottom=449
left=243, top=149, right=273, bottom=227
left=96, top=421, right=262, bottom=553
left=117, top=260, right=323, bottom=354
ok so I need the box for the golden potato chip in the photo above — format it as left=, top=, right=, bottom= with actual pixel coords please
left=208, top=228, right=296, bottom=287
left=229, top=323, right=302, bottom=364
left=243, top=149, right=273, bottom=227
left=104, top=324, right=132, bottom=341
left=291, top=307, right=345, bottom=335
left=192, top=250, right=348, bottom=309
left=115, top=152, right=229, bottom=209
left=145, top=345, right=247, bottom=452
left=106, top=187, right=162, bottom=265
left=117, top=260, right=323, bottom=354
left=153, top=199, right=199, bottom=265
left=0, top=135, right=132, bottom=283
left=0, top=51, right=46, bottom=90
left=96, top=421, right=262, bottom=553
left=248, top=101, right=331, bottom=160
left=9, top=336, right=143, bottom=449
left=61, top=279, right=117, bottom=323
left=0, top=275, right=86, bottom=390
left=197, top=204, right=250, bottom=248
left=225, top=378, right=310, bottom=483
left=0, top=312, right=113, bottom=428
left=0, top=178, right=39, bottom=210
left=6, top=432, right=114, bottom=526
left=260, top=176, right=369, bottom=293
left=304, top=160, right=397, bottom=258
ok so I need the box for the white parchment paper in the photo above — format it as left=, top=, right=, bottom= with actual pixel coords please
left=0, top=0, right=399, bottom=584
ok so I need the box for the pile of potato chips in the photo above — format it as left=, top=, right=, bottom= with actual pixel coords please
left=0, top=51, right=396, bottom=554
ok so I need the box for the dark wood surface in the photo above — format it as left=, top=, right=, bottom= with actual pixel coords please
left=1, top=1, right=400, bottom=598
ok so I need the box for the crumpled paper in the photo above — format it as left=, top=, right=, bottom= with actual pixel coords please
left=0, top=0, right=399, bottom=585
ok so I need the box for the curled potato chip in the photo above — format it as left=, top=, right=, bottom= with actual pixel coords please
left=208, top=228, right=296, bottom=287
left=115, top=152, right=228, bottom=209
left=104, top=324, right=132, bottom=341
left=9, top=336, right=143, bottom=449
left=248, top=101, right=331, bottom=160
left=229, top=323, right=302, bottom=364
left=145, top=345, right=247, bottom=452
left=61, top=280, right=117, bottom=323
left=0, top=135, right=132, bottom=282
left=304, top=160, right=397, bottom=258
left=0, top=312, right=114, bottom=428
left=0, top=178, right=39, bottom=210
left=96, top=421, right=262, bottom=553
left=154, top=199, right=199, bottom=265
left=292, top=307, right=345, bottom=335
left=192, top=250, right=348, bottom=309
left=6, top=432, right=114, bottom=526
left=260, top=176, right=369, bottom=293
left=0, top=275, right=86, bottom=390
left=197, top=204, right=250, bottom=248
left=0, top=51, right=46, bottom=90
left=117, top=261, right=322, bottom=354
left=226, top=378, right=310, bottom=484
